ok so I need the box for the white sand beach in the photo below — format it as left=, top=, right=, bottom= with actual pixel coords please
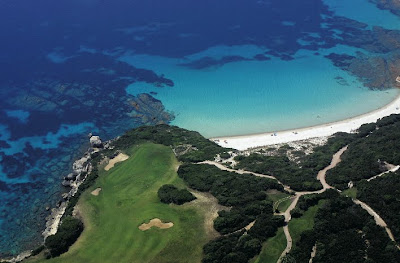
left=211, top=93, right=400, bottom=150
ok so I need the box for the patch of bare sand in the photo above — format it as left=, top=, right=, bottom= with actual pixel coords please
left=244, top=221, right=255, bottom=231
left=104, top=153, right=129, bottom=171
left=188, top=190, right=229, bottom=239
left=139, top=218, right=174, bottom=231
left=91, top=188, right=102, bottom=196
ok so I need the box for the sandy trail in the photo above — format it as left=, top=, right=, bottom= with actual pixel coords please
left=200, top=145, right=400, bottom=261
left=277, top=146, right=348, bottom=262
left=138, top=218, right=173, bottom=231
left=274, top=196, right=294, bottom=212
left=245, top=221, right=256, bottom=231
left=104, top=153, right=129, bottom=171
left=309, top=244, right=317, bottom=263
left=198, top=161, right=293, bottom=193
left=353, top=199, right=399, bottom=249
left=366, top=164, right=400, bottom=182
left=317, top=146, right=348, bottom=190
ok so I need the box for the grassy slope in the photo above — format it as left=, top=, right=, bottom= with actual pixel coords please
left=252, top=201, right=323, bottom=263
left=342, top=187, right=358, bottom=199
left=268, top=191, right=292, bottom=212
left=277, top=198, right=293, bottom=213
left=35, top=143, right=207, bottom=263
left=252, top=228, right=286, bottom=263
left=288, top=201, right=322, bottom=250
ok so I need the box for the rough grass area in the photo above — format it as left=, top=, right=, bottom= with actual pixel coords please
left=277, top=198, right=294, bottom=213
left=268, top=190, right=292, bottom=213
left=251, top=227, right=286, bottom=263
left=288, top=201, right=323, bottom=250
left=267, top=190, right=289, bottom=203
left=342, top=187, right=358, bottom=199
left=33, top=143, right=207, bottom=263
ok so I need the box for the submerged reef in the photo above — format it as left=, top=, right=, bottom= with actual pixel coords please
left=0, top=52, right=174, bottom=256
left=370, top=0, right=400, bottom=16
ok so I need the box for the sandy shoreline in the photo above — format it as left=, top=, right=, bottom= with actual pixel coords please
left=211, top=93, right=400, bottom=150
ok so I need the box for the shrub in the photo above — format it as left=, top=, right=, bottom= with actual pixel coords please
left=158, top=184, right=196, bottom=205
left=45, top=216, right=83, bottom=258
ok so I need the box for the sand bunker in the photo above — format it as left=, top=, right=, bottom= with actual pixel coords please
left=91, top=188, right=102, bottom=196
left=104, top=153, right=129, bottom=171
left=138, top=218, right=174, bottom=231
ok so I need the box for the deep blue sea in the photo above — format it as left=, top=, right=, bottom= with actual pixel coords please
left=1, top=0, right=400, bottom=256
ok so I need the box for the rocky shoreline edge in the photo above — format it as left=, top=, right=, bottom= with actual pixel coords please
left=1, top=134, right=112, bottom=263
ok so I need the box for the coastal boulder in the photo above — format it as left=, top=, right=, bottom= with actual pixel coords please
left=89, top=136, right=103, bottom=148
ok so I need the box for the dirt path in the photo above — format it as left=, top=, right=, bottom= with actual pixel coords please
left=366, top=164, right=400, bottom=182
left=353, top=199, right=399, bottom=248
left=199, top=161, right=293, bottom=193
left=317, top=146, right=348, bottom=190
left=200, top=145, right=400, bottom=261
left=274, top=196, right=294, bottom=212
left=309, top=244, right=317, bottom=263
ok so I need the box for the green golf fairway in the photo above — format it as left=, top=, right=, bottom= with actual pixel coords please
left=36, top=143, right=207, bottom=263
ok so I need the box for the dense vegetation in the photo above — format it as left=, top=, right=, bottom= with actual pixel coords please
left=203, top=213, right=285, bottom=263
left=234, top=132, right=353, bottom=191
left=158, top=184, right=196, bottom=205
left=327, top=114, right=400, bottom=189
left=357, top=171, right=400, bottom=242
left=291, top=190, right=336, bottom=218
left=111, top=124, right=227, bottom=162
left=178, top=164, right=283, bottom=233
left=177, top=163, right=284, bottom=262
left=32, top=115, right=400, bottom=262
left=289, top=193, right=400, bottom=263
left=44, top=217, right=83, bottom=258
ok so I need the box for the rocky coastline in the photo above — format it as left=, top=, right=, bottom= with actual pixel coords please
left=0, top=134, right=110, bottom=263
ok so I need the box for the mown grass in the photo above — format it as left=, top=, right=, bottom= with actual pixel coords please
left=341, top=187, right=358, bottom=199
left=252, top=200, right=324, bottom=263
left=277, top=198, right=293, bottom=213
left=268, top=190, right=292, bottom=212
left=252, top=227, right=286, bottom=263
left=289, top=200, right=324, bottom=250
left=267, top=191, right=289, bottom=203
left=33, top=143, right=207, bottom=263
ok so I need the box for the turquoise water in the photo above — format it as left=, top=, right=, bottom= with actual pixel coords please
left=323, top=0, right=400, bottom=30
left=122, top=46, right=399, bottom=137
left=119, top=0, right=400, bottom=138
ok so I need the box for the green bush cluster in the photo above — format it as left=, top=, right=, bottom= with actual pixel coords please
left=203, top=213, right=285, bottom=263
left=177, top=163, right=285, bottom=262
left=112, top=124, right=226, bottom=162
left=234, top=132, right=354, bottom=191
left=292, top=190, right=336, bottom=218
left=327, top=114, right=400, bottom=189
left=290, top=193, right=400, bottom=263
left=157, top=184, right=196, bottom=205
left=45, top=216, right=83, bottom=258
left=357, top=171, right=400, bottom=243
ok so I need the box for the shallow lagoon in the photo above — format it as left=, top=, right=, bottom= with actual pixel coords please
left=123, top=46, right=399, bottom=137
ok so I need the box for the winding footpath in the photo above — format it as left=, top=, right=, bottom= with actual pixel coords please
left=276, top=146, right=348, bottom=263
left=198, top=161, right=293, bottom=193
left=200, top=145, right=400, bottom=262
